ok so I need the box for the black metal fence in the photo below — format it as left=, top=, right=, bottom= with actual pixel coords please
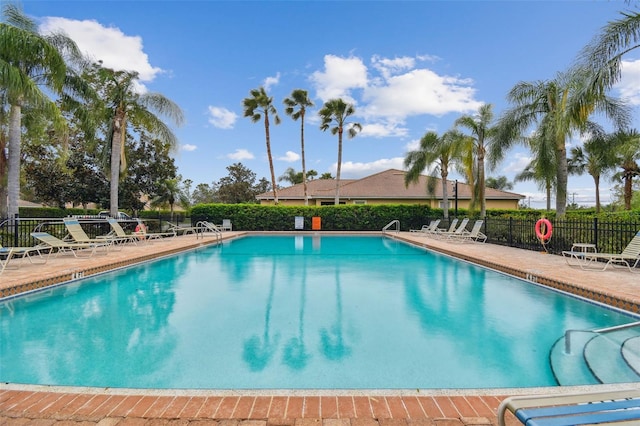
left=0, top=215, right=180, bottom=248
left=1, top=214, right=639, bottom=259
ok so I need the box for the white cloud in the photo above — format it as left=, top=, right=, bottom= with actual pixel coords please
left=228, top=149, right=255, bottom=160
left=278, top=151, right=300, bottom=162
left=181, top=144, right=197, bottom=152
left=616, top=59, right=640, bottom=105
left=207, top=106, right=237, bottom=129
left=39, top=17, right=162, bottom=84
left=359, top=121, right=408, bottom=138
left=333, top=158, right=405, bottom=178
left=264, top=72, right=281, bottom=91
left=502, top=152, right=532, bottom=174
left=310, top=53, right=482, bottom=134
left=310, top=55, right=368, bottom=103
left=362, top=68, right=482, bottom=118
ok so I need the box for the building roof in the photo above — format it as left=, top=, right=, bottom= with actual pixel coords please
left=256, top=169, right=525, bottom=201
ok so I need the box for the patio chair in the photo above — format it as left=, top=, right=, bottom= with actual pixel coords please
left=497, top=388, right=640, bottom=426
left=31, top=232, right=110, bottom=258
left=105, top=218, right=138, bottom=245
left=63, top=218, right=122, bottom=249
left=449, top=220, right=487, bottom=243
left=433, top=218, right=469, bottom=239
left=410, top=219, right=441, bottom=234
left=219, top=219, right=233, bottom=231
left=0, top=244, right=50, bottom=274
left=562, top=231, right=640, bottom=273
left=429, top=218, right=458, bottom=238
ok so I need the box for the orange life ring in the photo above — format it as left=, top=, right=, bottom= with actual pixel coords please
left=535, top=218, right=553, bottom=242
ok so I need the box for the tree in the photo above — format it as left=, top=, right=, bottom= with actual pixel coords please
left=610, top=129, right=640, bottom=210
left=404, top=130, right=467, bottom=219
left=492, top=72, right=628, bottom=216
left=318, top=98, right=361, bottom=205
left=243, top=87, right=280, bottom=204
left=319, top=172, right=333, bottom=180
left=284, top=89, right=314, bottom=205
left=151, top=178, right=188, bottom=221
left=217, top=162, right=261, bottom=204
left=568, top=131, right=616, bottom=213
left=88, top=66, right=184, bottom=217
left=455, top=103, right=497, bottom=218
left=192, top=182, right=218, bottom=204
left=578, top=10, right=640, bottom=102
left=485, top=176, right=514, bottom=191
left=278, top=167, right=318, bottom=185
left=0, top=2, right=80, bottom=218
left=514, top=131, right=557, bottom=211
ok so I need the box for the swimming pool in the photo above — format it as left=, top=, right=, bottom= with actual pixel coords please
left=0, top=235, right=638, bottom=389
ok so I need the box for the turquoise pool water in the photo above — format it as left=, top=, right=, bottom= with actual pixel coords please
left=0, top=235, right=637, bottom=389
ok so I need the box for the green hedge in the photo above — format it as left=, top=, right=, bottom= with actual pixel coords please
left=190, top=203, right=441, bottom=231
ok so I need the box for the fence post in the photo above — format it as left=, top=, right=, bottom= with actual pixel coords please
left=593, top=217, right=598, bottom=250
left=13, top=213, right=19, bottom=247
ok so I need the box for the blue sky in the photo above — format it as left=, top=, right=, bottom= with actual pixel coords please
left=21, top=0, right=640, bottom=208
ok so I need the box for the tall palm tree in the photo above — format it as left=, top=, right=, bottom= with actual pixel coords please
left=578, top=10, right=640, bottom=100
left=93, top=67, right=184, bottom=217
left=455, top=103, right=496, bottom=218
left=514, top=131, right=557, bottom=211
left=404, top=130, right=467, bottom=219
left=0, top=2, right=77, bottom=219
left=568, top=131, right=616, bottom=213
left=492, top=72, right=628, bottom=217
left=283, top=89, right=314, bottom=205
left=318, top=98, right=361, bottom=205
left=243, top=87, right=281, bottom=204
left=610, top=129, right=640, bottom=210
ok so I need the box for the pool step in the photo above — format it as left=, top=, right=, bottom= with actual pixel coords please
left=550, top=326, right=640, bottom=385
left=584, top=329, right=640, bottom=383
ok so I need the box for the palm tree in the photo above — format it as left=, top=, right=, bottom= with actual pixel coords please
left=492, top=72, right=628, bottom=217
left=0, top=2, right=78, bottom=219
left=318, top=98, right=361, bottom=205
left=404, top=130, right=467, bottom=219
left=151, top=178, right=188, bottom=222
left=455, top=103, right=496, bottom=218
left=514, top=131, right=557, bottom=211
left=243, top=87, right=281, bottom=204
left=610, top=129, right=640, bottom=210
left=568, top=131, right=616, bottom=213
left=283, top=89, right=314, bottom=205
left=578, top=10, right=640, bottom=100
left=94, top=67, right=184, bottom=217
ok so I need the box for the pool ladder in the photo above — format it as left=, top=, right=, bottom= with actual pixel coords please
left=382, top=220, right=400, bottom=234
left=195, top=221, right=223, bottom=243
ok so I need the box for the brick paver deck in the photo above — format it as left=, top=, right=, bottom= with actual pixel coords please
left=1, top=230, right=639, bottom=425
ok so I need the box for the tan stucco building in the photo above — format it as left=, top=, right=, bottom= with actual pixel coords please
left=256, top=169, right=524, bottom=209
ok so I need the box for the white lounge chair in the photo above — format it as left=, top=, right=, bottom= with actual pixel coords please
left=0, top=244, right=50, bottom=274
left=410, top=219, right=441, bottom=234
left=430, top=218, right=458, bottom=238
left=449, top=220, right=487, bottom=243
left=562, top=231, right=640, bottom=273
left=433, top=218, right=469, bottom=239
left=31, top=232, right=110, bottom=257
left=63, top=218, right=124, bottom=249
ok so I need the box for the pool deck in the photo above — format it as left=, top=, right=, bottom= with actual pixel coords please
left=1, top=231, right=639, bottom=425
